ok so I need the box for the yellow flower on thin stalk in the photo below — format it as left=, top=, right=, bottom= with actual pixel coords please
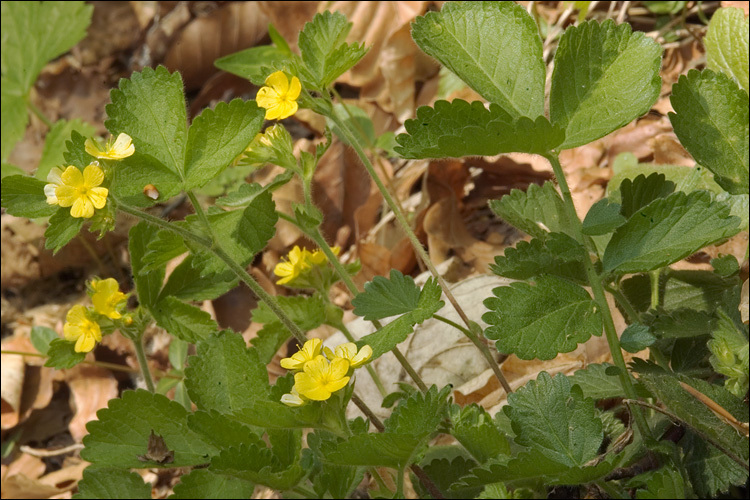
left=274, top=246, right=310, bottom=285
left=256, top=71, right=301, bottom=120
left=280, top=338, right=322, bottom=371
left=85, top=133, right=135, bottom=160
left=324, top=342, right=373, bottom=369
left=293, top=355, right=350, bottom=401
left=91, top=278, right=127, bottom=319
left=63, top=305, right=102, bottom=353
left=54, top=163, right=109, bottom=218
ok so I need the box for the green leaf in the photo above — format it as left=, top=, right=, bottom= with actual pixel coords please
left=357, top=278, right=445, bottom=360
left=44, top=338, right=85, bottom=369
left=151, top=297, right=219, bottom=343
left=298, top=11, right=367, bottom=89
left=184, top=331, right=269, bottom=413
left=129, top=223, right=165, bottom=309
left=620, top=323, right=656, bottom=353
left=62, top=131, right=96, bottom=169
left=483, top=276, right=602, bottom=360
left=210, top=444, right=305, bottom=491
left=1, top=163, right=25, bottom=179
left=411, top=2, right=545, bottom=119
left=215, top=175, right=293, bottom=208
left=634, top=467, right=687, bottom=499
left=170, top=468, right=255, bottom=499
left=112, top=152, right=184, bottom=208
left=30, top=326, right=58, bottom=356
left=681, top=430, right=749, bottom=498
left=489, top=232, right=587, bottom=283
left=385, top=385, right=452, bottom=438
left=705, top=7, right=749, bottom=92
left=351, top=269, right=423, bottom=320
left=158, top=255, right=237, bottom=302
left=602, top=191, right=741, bottom=273
left=669, top=69, right=749, bottom=195
left=251, top=324, right=291, bottom=365
left=506, top=372, right=602, bottom=467
left=325, top=433, right=422, bottom=469
left=36, top=119, right=97, bottom=180
left=617, top=173, right=675, bottom=219
left=81, top=389, right=217, bottom=467
left=187, top=411, right=264, bottom=451
left=1, top=1, right=92, bottom=92
left=395, top=100, right=563, bottom=159
left=105, top=66, right=187, bottom=178
left=416, top=455, right=482, bottom=500
left=582, top=198, right=626, bottom=235
left=251, top=295, right=327, bottom=329
left=1, top=82, right=28, bottom=162
left=0, top=175, right=56, bottom=218
left=215, top=45, right=292, bottom=86
left=74, top=467, right=151, bottom=499
left=550, top=20, right=662, bottom=149
left=184, top=99, right=264, bottom=190
left=232, top=399, right=322, bottom=429
left=141, top=229, right=187, bottom=273
left=569, top=363, right=627, bottom=400
left=44, top=209, right=84, bottom=254
left=489, top=182, right=575, bottom=240
left=450, top=404, right=510, bottom=463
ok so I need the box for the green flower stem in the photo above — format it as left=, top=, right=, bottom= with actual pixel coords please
left=544, top=153, right=653, bottom=440
left=338, top=322, right=388, bottom=397
left=606, top=284, right=641, bottom=324
left=116, top=201, right=211, bottom=247
left=649, top=269, right=661, bottom=310
left=27, top=99, right=54, bottom=128
left=133, top=334, right=155, bottom=393
left=327, top=108, right=513, bottom=396
left=396, top=466, right=405, bottom=499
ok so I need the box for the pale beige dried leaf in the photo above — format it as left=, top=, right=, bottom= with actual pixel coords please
left=66, top=365, right=118, bottom=442
left=1, top=349, right=26, bottom=430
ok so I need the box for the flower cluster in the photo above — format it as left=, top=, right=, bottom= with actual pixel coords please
left=256, top=71, right=301, bottom=120
left=280, top=338, right=372, bottom=406
left=63, top=278, right=129, bottom=353
left=274, top=245, right=340, bottom=287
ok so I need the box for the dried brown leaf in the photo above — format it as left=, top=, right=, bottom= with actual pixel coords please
left=65, top=365, right=118, bottom=442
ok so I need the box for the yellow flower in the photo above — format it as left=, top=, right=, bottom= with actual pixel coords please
left=280, top=386, right=307, bottom=407
left=274, top=246, right=310, bottom=285
left=256, top=71, right=301, bottom=120
left=294, top=355, right=350, bottom=401
left=63, top=305, right=102, bottom=353
left=85, top=133, right=135, bottom=160
left=324, top=342, right=373, bottom=369
left=54, top=163, right=108, bottom=218
left=44, top=166, right=65, bottom=205
left=91, top=278, right=127, bottom=319
left=307, top=246, right=340, bottom=266
left=280, top=338, right=322, bottom=371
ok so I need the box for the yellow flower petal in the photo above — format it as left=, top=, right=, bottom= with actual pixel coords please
left=88, top=187, right=109, bottom=209
left=111, top=133, right=135, bottom=158
left=287, top=76, right=301, bottom=100
left=265, top=71, right=290, bottom=93
left=84, top=137, right=101, bottom=158
left=71, top=197, right=95, bottom=218
left=83, top=163, right=105, bottom=187
left=55, top=185, right=77, bottom=207
left=75, top=333, right=96, bottom=353
left=61, top=166, right=84, bottom=187
left=92, top=278, right=127, bottom=319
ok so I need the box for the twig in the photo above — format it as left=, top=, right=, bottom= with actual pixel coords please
left=19, top=443, right=84, bottom=457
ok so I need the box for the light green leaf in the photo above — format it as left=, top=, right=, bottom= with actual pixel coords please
left=569, top=363, right=627, bottom=400
left=1, top=163, right=25, bottom=179
left=30, top=326, right=58, bottom=356
left=669, top=69, right=749, bottom=195
left=1, top=82, right=27, bottom=162
left=395, top=100, right=564, bottom=159
left=582, top=198, right=626, bottom=235
left=489, top=182, right=576, bottom=240
left=298, top=11, right=367, bottom=89
left=351, top=269, right=423, bottom=320
left=708, top=311, right=749, bottom=397
left=483, top=276, right=602, bottom=360
left=151, top=297, right=219, bottom=343
left=74, top=467, right=151, bottom=499
left=550, top=19, right=662, bottom=149
left=327, top=103, right=375, bottom=147
left=214, top=45, right=292, bottom=86
left=44, top=338, right=85, bottom=369
left=602, top=191, right=741, bottom=273
left=232, top=399, right=322, bottom=430
left=209, top=444, right=305, bottom=490
left=0, top=175, right=57, bottom=218
left=36, top=119, right=96, bottom=180
left=215, top=174, right=293, bottom=208
left=489, top=232, right=587, bottom=283
left=251, top=324, right=290, bottom=365
left=184, top=99, right=264, bottom=190
left=81, top=389, right=217, bottom=467
left=705, top=7, right=749, bottom=92
left=506, top=372, right=602, bottom=467
left=105, top=66, right=187, bottom=178
left=450, top=404, right=510, bottom=463
left=128, top=223, right=165, bottom=309
left=184, top=331, right=269, bottom=413
left=44, top=209, right=84, bottom=254
left=170, top=468, right=255, bottom=499
left=411, top=2, right=545, bottom=119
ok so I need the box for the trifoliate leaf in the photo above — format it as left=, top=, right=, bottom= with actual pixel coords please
left=44, top=209, right=83, bottom=254
left=669, top=69, right=749, bottom=195
left=550, top=19, right=662, bottom=149
left=44, top=338, right=85, bottom=369
left=184, top=99, right=264, bottom=190
left=215, top=45, right=292, bottom=86
left=483, top=276, right=602, bottom=360
left=209, top=444, right=305, bottom=490
left=128, top=223, right=165, bottom=309
left=411, top=2, right=545, bottom=119
left=170, top=468, right=256, bottom=500
left=151, top=297, right=218, bottom=343
left=489, top=232, right=587, bottom=283
left=602, top=191, right=741, bottom=273
left=81, top=390, right=217, bottom=467
left=620, top=323, right=656, bottom=353
left=489, top=182, right=576, bottom=240
left=184, top=331, right=270, bottom=414
left=395, top=100, right=563, bottom=159
left=705, top=7, right=749, bottom=92
left=449, top=404, right=510, bottom=463
left=0, top=175, right=57, bottom=218
left=352, top=269, right=422, bottom=320
left=74, top=467, right=151, bottom=499
left=36, top=119, right=97, bottom=181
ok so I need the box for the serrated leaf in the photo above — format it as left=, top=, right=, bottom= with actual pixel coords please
left=209, top=191, right=278, bottom=266
left=550, top=19, right=662, bottom=149
left=489, top=182, right=575, bottom=240
left=483, top=276, right=602, bottom=360
left=582, top=198, right=626, bottom=235
left=184, top=331, right=269, bottom=413
left=450, top=404, right=510, bottom=463
left=352, top=269, right=422, bottom=320
left=151, top=297, right=218, bottom=343
left=385, top=385, right=451, bottom=437
left=569, top=363, right=627, bottom=400
left=105, top=66, right=187, bottom=178
left=298, top=11, right=367, bottom=89
left=210, top=444, right=305, bottom=491
left=705, top=7, right=749, bottom=92
left=81, top=390, right=217, bottom=467
left=141, top=229, right=187, bottom=273
left=184, top=99, right=264, bottom=190
left=417, top=455, right=482, bottom=500
left=681, top=430, right=749, bottom=498
left=129, top=223, right=165, bottom=309
left=0, top=175, right=56, bottom=218
left=44, top=209, right=84, bottom=254
left=215, top=45, right=292, bottom=86
left=158, top=255, right=237, bottom=302
left=36, top=119, right=96, bottom=180
left=395, top=100, right=563, bottom=159
left=251, top=323, right=291, bottom=365
left=669, top=69, right=749, bottom=195
left=1, top=82, right=27, bottom=162
left=634, top=467, right=687, bottom=499
left=620, top=323, right=656, bottom=353
left=30, top=326, right=58, bottom=356
left=251, top=295, right=327, bottom=329
left=602, top=191, right=741, bottom=273
left=357, top=278, right=445, bottom=360
left=170, top=468, right=255, bottom=499
left=74, top=467, right=151, bottom=499
left=411, top=2, right=544, bottom=119
left=489, top=232, right=587, bottom=283
left=215, top=174, right=292, bottom=208
left=44, top=338, right=85, bottom=369
left=325, top=433, right=422, bottom=469
left=232, top=399, right=323, bottom=429
left=62, top=131, right=96, bottom=169
left=187, top=411, right=264, bottom=451
left=617, top=173, right=676, bottom=219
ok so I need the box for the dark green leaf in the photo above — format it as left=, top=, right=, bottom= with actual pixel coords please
left=251, top=324, right=291, bottom=365
left=187, top=411, right=264, bottom=451
left=170, top=468, right=255, bottom=499
left=151, top=297, right=219, bottom=343
left=569, top=363, right=628, bottom=400
left=385, top=385, right=451, bottom=438
left=417, top=455, right=481, bottom=500
left=210, top=444, right=305, bottom=490
left=158, top=255, right=237, bottom=302
left=635, top=466, right=687, bottom=499
left=325, top=433, right=422, bottom=469
left=141, top=229, right=187, bottom=274
left=489, top=182, right=575, bottom=240
left=620, top=323, right=656, bottom=353
left=0, top=175, right=56, bottom=218
left=450, top=404, right=510, bottom=463
left=44, top=209, right=84, bottom=254
left=681, top=430, right=749, bottom=498
left=618, top=173, right=675, bottom=219
left=74, top=467, right=151, bottom=499
left=582, top=198, right=626, bottom=235
left=489, top=232, right=587, bottom=283
left=44, top=338, right=85, bottom=369
left=129, top=223, right=165, bottom=309
left=352, top=269, right=422, bottom=320
left=231, top=399, right=322, bottom=430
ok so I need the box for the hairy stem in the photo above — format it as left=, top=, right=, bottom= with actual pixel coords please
left=133, top=334, right=155, bottom=392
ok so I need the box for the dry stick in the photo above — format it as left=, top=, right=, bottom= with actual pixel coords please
left=616, top=0, right=632, bottom=24
left=328, top=108, right=513, bottom=395
left=19, top=443, right=84, bottom=457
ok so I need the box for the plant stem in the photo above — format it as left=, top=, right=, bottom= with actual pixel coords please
left=116, top=201, right=211, bottom=247
left=649, top=269, right=661, bottom=310
left=545, top=153, right=653, bottom=440
left=27, top=100, right=54, bottom=128
left=606, top=284, right=641, bottom=324
left=327, top=107, right=513, bottom=395
left=133, top=334, right=155, bottom=392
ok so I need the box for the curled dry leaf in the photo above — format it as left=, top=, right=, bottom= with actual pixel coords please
left=0, top=350, right=25, bottom=430
left=66, top=364, right=118, bottom=442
